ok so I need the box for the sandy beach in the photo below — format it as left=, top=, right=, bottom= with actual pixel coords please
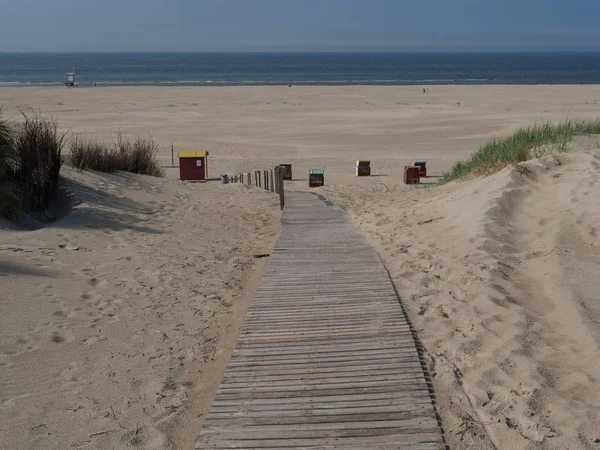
left=1, top=85, right=600, bottom=449
left=2, top=85, right=600, bottom=178
left=1, top=169, right=281, bottom=449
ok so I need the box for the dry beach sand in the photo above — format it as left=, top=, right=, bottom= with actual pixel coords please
left=1, top=170, right=281, bottom=449
left=1, top=85, right=600, bottom=449
left=322, top=144, right=600, bottom=450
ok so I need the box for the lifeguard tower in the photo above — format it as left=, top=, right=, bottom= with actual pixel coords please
left=65, top=71, right=77, bottom=87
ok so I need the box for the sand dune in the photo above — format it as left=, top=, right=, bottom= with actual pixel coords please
left=2, top=86, right=600, bottom=449
left=0, top=168, right=281, bottom=449
left=324, top=148, right=600, bottom=449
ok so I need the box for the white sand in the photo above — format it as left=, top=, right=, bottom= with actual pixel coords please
left=1, top=86, right=600, bottom=449
left=0, top=169, right=280, bottom=449
left=323, top=144, right=600, bottom=450
left=1, top=85, right=600, bottom=179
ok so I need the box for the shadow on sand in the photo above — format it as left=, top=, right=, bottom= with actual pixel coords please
left=25, top=175, right=163, bottom=234
left=0, top=260, right=54, bottom=277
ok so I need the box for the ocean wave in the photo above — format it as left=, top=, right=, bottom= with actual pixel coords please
left=0, top=81, right=62, bottom=86
left=0, top=78, right=540, bottom=87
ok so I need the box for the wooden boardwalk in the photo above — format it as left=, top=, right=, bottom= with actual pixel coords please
left=196, top=192, right=446, bottom=449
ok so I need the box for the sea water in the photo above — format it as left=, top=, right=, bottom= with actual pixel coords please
left=1, top=52, right=600, bottom=87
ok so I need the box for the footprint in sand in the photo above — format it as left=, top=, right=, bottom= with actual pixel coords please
left=2, top=393, right=30, bottom=409
left=0, top=353, right=13, bottom=368
left=59, top=361, right=83, bottom=394
left=53, top=308, right=76, bottom=319
left=11, top=335, right=40, bottom=355
left=50, top=326, right=75, bottom=344
left=51, top=332, right=65, bottom=343
left=60, top=361, right=79, bottom=381
left=120, top=425, right=168, bottom=449
left=82, top=335, right=104, bottom=346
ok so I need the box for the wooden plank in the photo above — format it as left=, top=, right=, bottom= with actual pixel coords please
left=203, top=410, right=438, bottom=427
left=196, top=191, right=445, bottom=449
left=222, top=371, right=427, bottom=385
left=200, top=420, right=442, bottom=436
left=227, top=349, right=423, bottom=363
left=197, top=434, right=445, bottom=449
left=213, top=386, right=432, bottom=401
left=223, top=362, right=425, bottom=377
left=210, top=390, right=436, bottom=408
left=232, top=341, right=421, bottom=355
left=208, top=402, right=435, bottom=416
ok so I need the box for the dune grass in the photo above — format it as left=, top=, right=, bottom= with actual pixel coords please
left=0, top=111, right=65, bottom=221
left=443, top=119, right=600, bottom=182
left=0, top=110, right=21, bottom=221
left=70, top=133, right=165, bottom=177
left=14, top=113, right=65, bottom=213
left=1, top=108, right=164, bottom=223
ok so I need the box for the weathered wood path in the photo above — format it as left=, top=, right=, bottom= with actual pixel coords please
left=196, top=191, right=445, bottom=449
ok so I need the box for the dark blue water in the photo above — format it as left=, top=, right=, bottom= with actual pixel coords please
left=1, top=52, right=600, bottom=86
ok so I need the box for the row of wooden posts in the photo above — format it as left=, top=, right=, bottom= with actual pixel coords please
left=230, top=166, right=285, bottom=210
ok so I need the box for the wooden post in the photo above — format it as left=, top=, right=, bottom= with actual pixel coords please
left=270, top=170, right=275, bottom=193
left=255, top=171, right=259, bottom=187
left=240, top=173, right=244, bottom=184
left=274, top=167, right=279, bottom=194
left=171, top=144, right=174, bottom=167
left=278, top=166, right=285, bottom=210
left=247, top=172, right=251, bottom=186
left=257, top=171, right=262, bottom=188
left=264, top=170, right=269, bottom=190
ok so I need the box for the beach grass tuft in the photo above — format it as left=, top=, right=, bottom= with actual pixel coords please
left=14, top=112, right=65, bottom=214
left=443, top=119, right=600, bottom=182
left=0, top=110, right=21, bottom=221
left=0, top=110, right=65, bottom=221
left=70, top=133, right=165, bottom=177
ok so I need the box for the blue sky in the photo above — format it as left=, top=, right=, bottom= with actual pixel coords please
left=1, top=0, right=600, bottom=52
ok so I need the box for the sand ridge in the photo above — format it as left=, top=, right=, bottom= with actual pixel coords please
left=0, top=168, right=281, bottom=449
left=323, top=148, right=600, bottom=450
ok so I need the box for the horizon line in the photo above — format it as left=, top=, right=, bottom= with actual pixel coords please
left=2, top=50, right=600, bottom=55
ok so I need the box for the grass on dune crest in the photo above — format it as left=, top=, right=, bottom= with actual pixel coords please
left=0, top=110, right=65, bottom=221
left=1, top=106, right=164, bottom=223
left=69, top=133, right=165, bottom=177
left=0, top=110, right=21, bottom=221
left=443, top=119, right=600, bottom=182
